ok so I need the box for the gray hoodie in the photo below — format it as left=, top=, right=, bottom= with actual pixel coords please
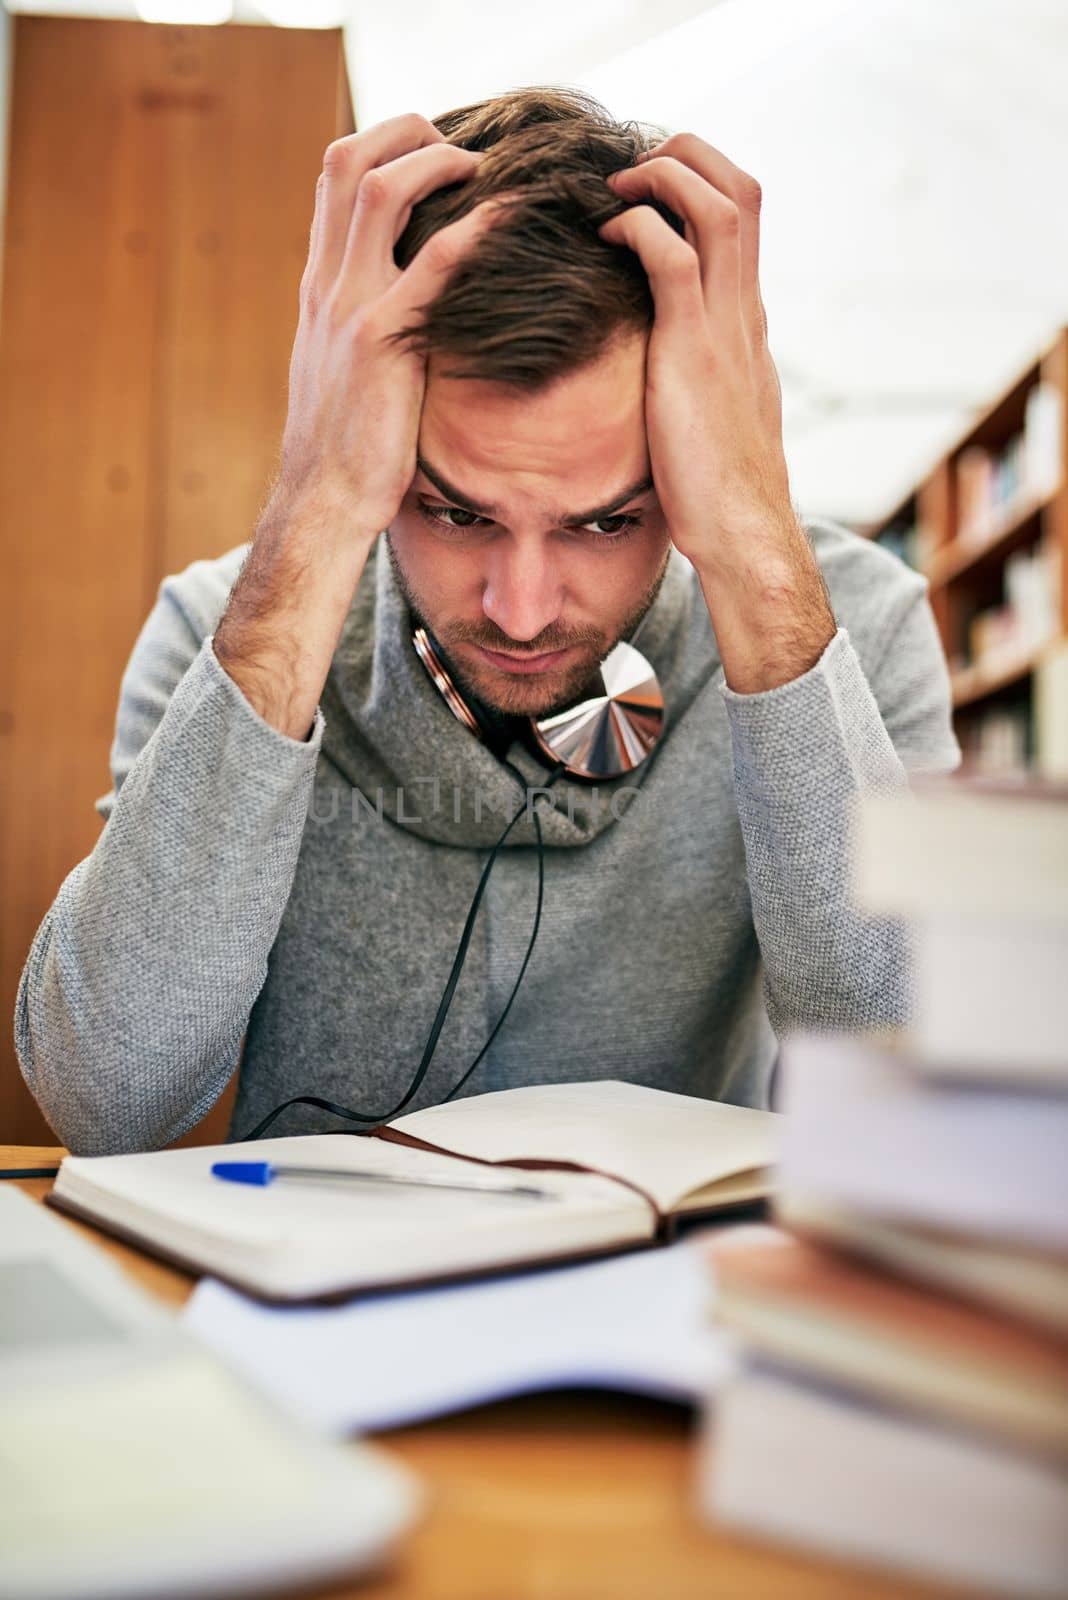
left=15, top=515, right=961, bottom=1155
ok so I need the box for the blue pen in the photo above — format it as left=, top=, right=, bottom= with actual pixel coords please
left=211, top=1160, right=552, bottom=1200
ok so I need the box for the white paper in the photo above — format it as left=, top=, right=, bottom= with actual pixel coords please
left=182, top=1239, right=731, bottom=1435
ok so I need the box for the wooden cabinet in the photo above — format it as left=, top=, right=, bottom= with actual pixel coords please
left=0, top=16, right=354, bottom=1142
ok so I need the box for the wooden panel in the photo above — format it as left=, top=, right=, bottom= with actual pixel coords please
left=0, top=19, right=164, bottom=1144
left=0, top=18, right=353, bottom=1145
left=153, top=22, right=353, bottom=579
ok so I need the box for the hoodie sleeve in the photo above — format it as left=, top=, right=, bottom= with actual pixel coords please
left=721, top=567, right=961, bottom=1038
left=13, top=557, right=325, bottom=1155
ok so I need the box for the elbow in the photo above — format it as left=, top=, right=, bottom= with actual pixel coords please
left=13, top=919, right=64, bottom=1127
left=763, top=916, right=915, bottom=1038
left=14, top=924, right=154, bottom=1156
left=15, top=970, right=112, bottom=1155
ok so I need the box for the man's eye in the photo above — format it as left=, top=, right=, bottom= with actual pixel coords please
left=582, top=514, right=641, bottom=538
left=419, top=502, right=487, bottom=530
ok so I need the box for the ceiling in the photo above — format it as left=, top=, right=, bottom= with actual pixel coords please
left=5, top=0, right=1066, bottom=528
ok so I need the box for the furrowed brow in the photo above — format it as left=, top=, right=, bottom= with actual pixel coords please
left=562, top=476, right=655, bottom=526
left=416, top=456, right=498, bottom=517
left=415, top=457, right=655, bottom=525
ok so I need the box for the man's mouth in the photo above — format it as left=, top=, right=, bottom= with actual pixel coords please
left=475, top=643, right=577, bottom=676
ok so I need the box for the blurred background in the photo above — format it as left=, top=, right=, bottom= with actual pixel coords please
left=1, top=0, right=1066, bottom=1143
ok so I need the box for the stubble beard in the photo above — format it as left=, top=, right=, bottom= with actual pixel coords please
left=386, top=532, right=670, bottom=719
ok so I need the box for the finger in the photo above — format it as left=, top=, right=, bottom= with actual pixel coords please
left=340, top=143, right=485, bottom=301
left=608, top=158, right=742, bottom=340
left=377, top=197, right=517, bottom=335
left=300, top=173, right=327, bottom=307
left=312, top=113, right=446, bottom=294
left=597, top=206, right=704, bottom=335
left=635, top=132, right=765, bottom=343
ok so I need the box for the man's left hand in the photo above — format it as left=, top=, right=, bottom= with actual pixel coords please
left=602, top=135, right=836, bottom=693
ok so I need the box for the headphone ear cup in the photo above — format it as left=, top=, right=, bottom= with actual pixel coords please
left=529, top=640, right=663, bottom=779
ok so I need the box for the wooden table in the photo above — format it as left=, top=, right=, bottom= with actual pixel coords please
left=5, top=1147, right=956, bottom=1600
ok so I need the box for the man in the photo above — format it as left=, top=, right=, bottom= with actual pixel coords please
left=16, top=89, right=960, bottom=1156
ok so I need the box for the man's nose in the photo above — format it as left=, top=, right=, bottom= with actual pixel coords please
left=481, top=543, right=565, bottom=645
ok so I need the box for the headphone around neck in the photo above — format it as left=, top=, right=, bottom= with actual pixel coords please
left=412, top=626, right=664, bottom=780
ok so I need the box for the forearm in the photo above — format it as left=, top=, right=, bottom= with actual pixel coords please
left=723, top=628, right=917, bottom=1036
left=693, top=510, right=837, bottom=694
left=213, top=478, right=378, bottom=741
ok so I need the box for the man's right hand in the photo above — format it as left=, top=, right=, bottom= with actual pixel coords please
left=213, top=115, right=498, bottom=741
left=279, top=114, right=499, bottom=527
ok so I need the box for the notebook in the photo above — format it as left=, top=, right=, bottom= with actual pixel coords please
left=46, top=1080, right=779, bottom=1303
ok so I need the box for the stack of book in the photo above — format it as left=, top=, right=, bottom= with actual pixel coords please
left=700, top=778, right=1068, bottom=1597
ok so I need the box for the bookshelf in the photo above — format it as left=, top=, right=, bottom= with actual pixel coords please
left=857, top=327, right=1068, bottom=777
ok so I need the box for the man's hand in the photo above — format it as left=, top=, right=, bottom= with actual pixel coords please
left=277, top=117, right=498, bottom=526
left=602, top=134, right=836, bottom=694
left=215, top=115, right=505, bottom=739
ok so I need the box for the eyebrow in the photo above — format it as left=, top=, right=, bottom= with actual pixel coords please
left=415, top=455, right=655, bottom=526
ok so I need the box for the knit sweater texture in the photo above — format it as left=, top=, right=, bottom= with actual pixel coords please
left=15, top=516, right=961, bottom=1154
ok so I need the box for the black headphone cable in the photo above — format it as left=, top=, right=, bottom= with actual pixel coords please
left=237, top=757, right=566, bottom=1141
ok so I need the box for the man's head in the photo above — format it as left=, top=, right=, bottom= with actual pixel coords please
left=385, top=88, right=683, bottom=718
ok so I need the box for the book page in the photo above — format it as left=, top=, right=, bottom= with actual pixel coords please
left=387, top=1081, right=781, bottom=1214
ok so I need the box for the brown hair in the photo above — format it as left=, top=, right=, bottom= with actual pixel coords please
left=392, top=86, right=683, bottom=388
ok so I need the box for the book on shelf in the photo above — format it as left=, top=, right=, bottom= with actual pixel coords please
left=967, top=544, right=1058, bottom=659
left=46, top=1080, right=779, bottom=1303
left=954, top=381, right=1063, bottom=546
left=956, top=443, right=997, bottom=544
left=1024, top=382, right=1064, bottom=500
left=1004, top=538, right=1060, bottom=648
left=957, top=704, right=1033, bottom=777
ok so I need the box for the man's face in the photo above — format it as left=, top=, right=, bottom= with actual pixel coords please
left=387, top=329, right=672, bottom=718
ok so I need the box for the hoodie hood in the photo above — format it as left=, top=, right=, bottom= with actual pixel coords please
left=319, top=537, right=722, bottom=849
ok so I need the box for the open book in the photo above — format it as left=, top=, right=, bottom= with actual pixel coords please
left=47, top=1081, right=779, bottom=1302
